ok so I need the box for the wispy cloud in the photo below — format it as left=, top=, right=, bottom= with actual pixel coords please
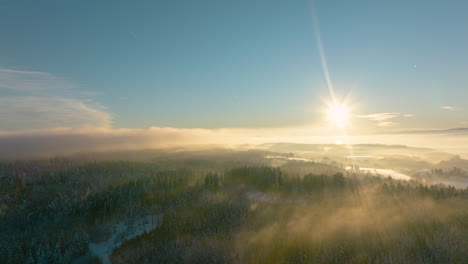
left=0, top=69, right=50, bottom=75
left=376, top=122, right=399, bottom=127
left=0, top=68, right=75, bottom=91
left=357, top=112, right=415, bottom=128
left=0, top=97, right=112, bottom=130
left=0, top=68, right=111, bottom=130
left=357, top=112, right=406, bottom=127
left=357, top=113, right=399, bottom=122
left=440, top=106, right=455, bottom=111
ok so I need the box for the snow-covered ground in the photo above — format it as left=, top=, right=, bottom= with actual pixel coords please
left=74, top=214, right=163, bottom=264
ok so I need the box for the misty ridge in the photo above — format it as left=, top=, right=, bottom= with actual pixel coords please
left=1, top=144, right=467, bottom=263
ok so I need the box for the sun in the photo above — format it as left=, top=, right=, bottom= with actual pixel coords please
left=327, top=103, right=350, bottom=127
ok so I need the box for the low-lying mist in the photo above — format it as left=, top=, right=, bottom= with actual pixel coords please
left=1, top=126, right=467, bottom=159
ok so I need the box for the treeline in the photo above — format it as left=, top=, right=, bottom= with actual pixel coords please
left=204, top=166, right=466, bottom=199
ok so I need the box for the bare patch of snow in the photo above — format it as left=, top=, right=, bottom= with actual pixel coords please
left=74, top=214, right=163, bottom=264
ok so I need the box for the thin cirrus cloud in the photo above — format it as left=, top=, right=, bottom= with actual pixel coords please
left=356, top=112, right=411, bottom=127
left=0, top=96, right=112, bottom=130
left=376, top=121, right=399, bottom=127
left=356, top=112, right=415, bottom=128
left=357, top=113, right=400, bottom=122
left=0, top=68, right=76, bottom=91
left=440, top=106, right=455, bottom=111
left=0, top=68, right=111, bottom=130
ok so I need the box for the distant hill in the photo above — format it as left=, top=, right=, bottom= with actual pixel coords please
left=383, top=127, right=468, bottom=135
left=437, top=156, right=468, bottom=170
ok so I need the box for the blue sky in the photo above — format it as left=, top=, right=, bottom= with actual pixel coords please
left=1, top=0, right=468, bottom=132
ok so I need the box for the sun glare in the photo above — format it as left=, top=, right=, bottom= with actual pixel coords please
left=327, top=103, right=350, bottom=127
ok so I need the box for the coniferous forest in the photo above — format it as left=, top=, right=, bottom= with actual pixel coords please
left=1, top=150, right=466, bottom=264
